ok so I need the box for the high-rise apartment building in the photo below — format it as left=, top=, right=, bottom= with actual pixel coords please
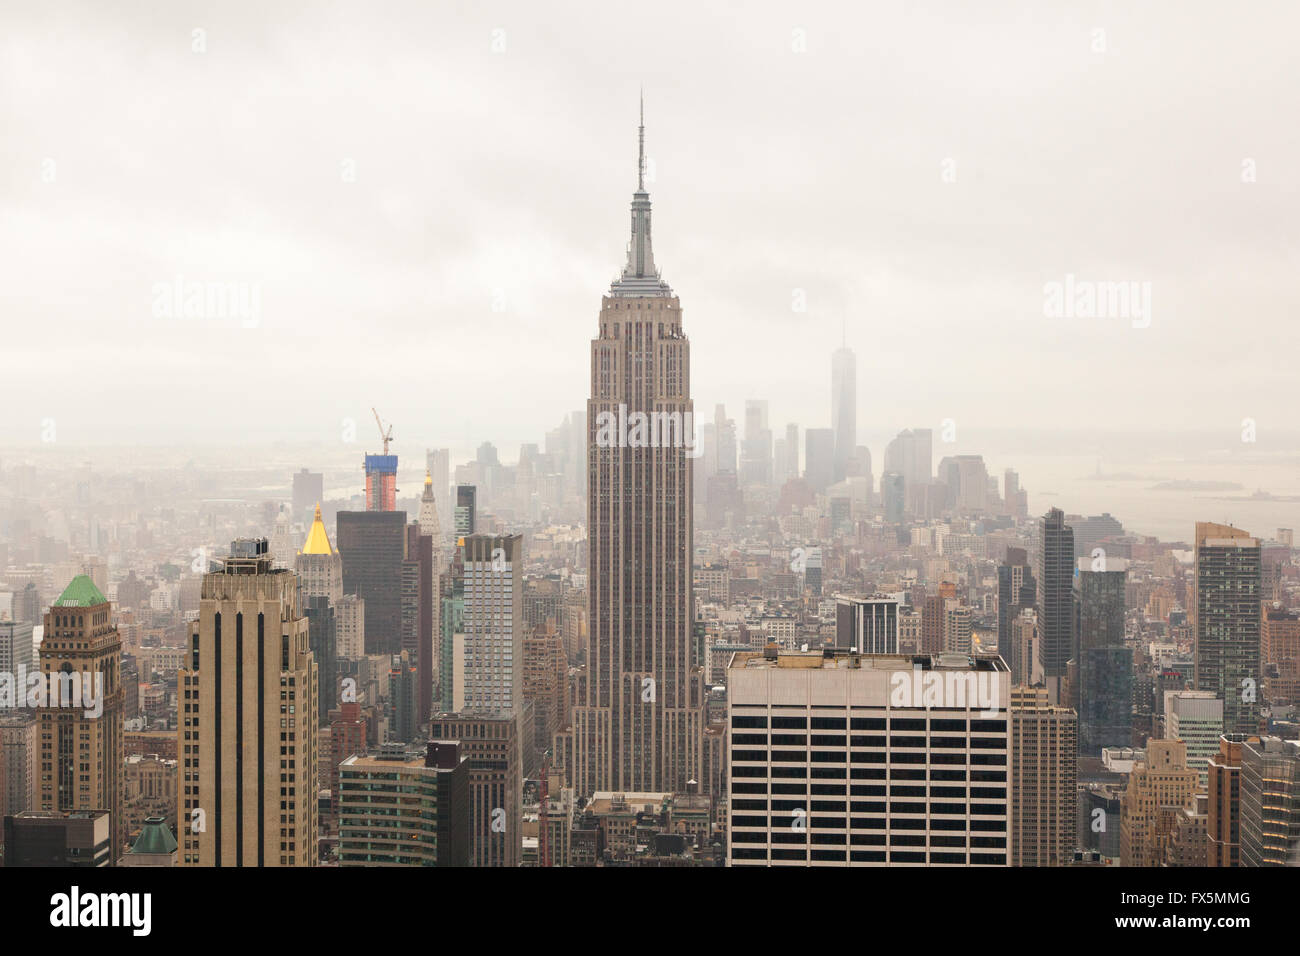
left=567, top=106, right=703, bottom=797
left=460, top=534, right=523, bottom=715
left=997, top=548, right=1035, bottom=686
left=0, top=712, right=37, bottom=837
left=1193, top=523, right=1261, bottom=735
left=1010, top=610, right=1039, bottom=688
left=335, top=594, right=365, bottom=660
left=1009, top=685, right=1077, bottom=866
left=726, top=649, right=1010, bottom=866
left=401, top=524, right=434, bottom=726
left=178, top=539, right=318, bottom=867
left=944, top=605, right=973, bottom=655
left=37, top=576, right=125, bottom=863
left=1035, top=508, right=1075, bottom=698
left=920, top=595, right=946, bottom=655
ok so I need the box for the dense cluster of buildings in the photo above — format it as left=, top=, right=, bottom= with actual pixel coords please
left=1, top=111, right=1297, bottom=869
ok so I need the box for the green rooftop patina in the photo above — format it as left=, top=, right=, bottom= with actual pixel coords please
left=128, top=817, right=178, bottom=855
left=52, top=575, right=107, bottom=608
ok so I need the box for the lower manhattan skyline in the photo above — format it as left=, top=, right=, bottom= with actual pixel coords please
left=0, top=0, right=1292, bottom=938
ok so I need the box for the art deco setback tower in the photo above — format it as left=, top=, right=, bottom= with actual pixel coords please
left=179, top=539, right=318, bottom=867
left=37, top=576, right=125, bottom=863
left=570, top=103, right=704, bottom=795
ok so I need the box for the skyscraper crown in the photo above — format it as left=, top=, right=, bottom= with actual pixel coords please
left=610, top=94, right=672, bottom=298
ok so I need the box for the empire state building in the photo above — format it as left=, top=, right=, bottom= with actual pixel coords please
left=565, top=103, right=704, bottom=795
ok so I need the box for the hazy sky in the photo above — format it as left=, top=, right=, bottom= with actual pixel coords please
left=3, top=0, right=1297, bottom=454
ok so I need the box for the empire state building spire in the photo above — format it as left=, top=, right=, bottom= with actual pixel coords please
left=563, top=99, right=703, bottom=799
left=611, top=94, right=672, bottom=297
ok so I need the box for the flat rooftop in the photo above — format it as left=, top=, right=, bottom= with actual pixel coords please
left=730, top=650, right=1007, bottom=673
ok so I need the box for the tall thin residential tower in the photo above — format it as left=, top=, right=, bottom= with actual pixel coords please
left=1036, top=508, right=1075, bottom=702
left=568, top=102, right=704, bottom=795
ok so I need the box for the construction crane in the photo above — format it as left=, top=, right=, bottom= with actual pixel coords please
left=371, top=408, right=393, bottom=455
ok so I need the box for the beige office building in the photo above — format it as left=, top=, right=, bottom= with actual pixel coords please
left=566, top=108, right=705, bottom=797
left=1120, top=739, right=1197, bottom=866
left=1008, top=685, right=1077, bottom=866
left=179, top=539, right=318, bottom=866
left=37, top=576, right=126, bottom=863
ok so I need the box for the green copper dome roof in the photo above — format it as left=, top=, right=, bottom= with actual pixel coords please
left=129, top=818, right=178, bottom=855
left=52, top=575, right=107, bottom=608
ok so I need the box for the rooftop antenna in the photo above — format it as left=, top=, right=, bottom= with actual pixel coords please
left=638, top=89, right=645, bottom=191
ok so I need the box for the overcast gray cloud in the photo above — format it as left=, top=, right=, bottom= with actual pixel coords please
left=2, top=0, right=1297, bottom=452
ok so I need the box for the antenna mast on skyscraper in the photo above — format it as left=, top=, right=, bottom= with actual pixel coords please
left=638, top=89, right=645, bottom=191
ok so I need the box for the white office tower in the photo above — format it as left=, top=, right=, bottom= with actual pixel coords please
left=727, top=649, right=1009, bottom=866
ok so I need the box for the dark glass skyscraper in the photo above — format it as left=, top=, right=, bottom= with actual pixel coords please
left=1035, top=508, right=1075, bottom=696
left=1074, top=560, right=1133, bottom=759
left=337, top=510, right=407, bottom=656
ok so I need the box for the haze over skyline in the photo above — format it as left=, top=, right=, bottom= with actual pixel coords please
left=3, top=0, right=1297, bottom=448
